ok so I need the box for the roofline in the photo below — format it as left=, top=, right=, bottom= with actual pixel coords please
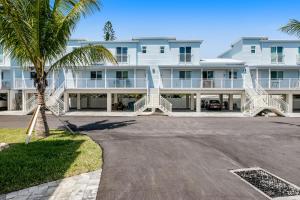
left=132, top=37, right=176, bottom=40
left=261, top=40, right=300, bottom=43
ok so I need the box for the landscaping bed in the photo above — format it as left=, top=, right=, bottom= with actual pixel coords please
left=0, top=129, right=102, bottom=194
left=234, top=168, right=300, bottom=198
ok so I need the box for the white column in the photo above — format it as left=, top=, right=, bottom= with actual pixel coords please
left=13, top=69, right=15, bottom=89
left=287, top=93, right=293, bottom=113
left=196, top=92, right=201, bottom=112
left=229, top=94, right=234, bottom=111
left=134, top=68, right=136, bottom=88
left=64, top=92, right=69, bottom=112
left=241, top=92, right=246, bottom=112
left=171, top=68, right=173, bottom=88
left=268, top=68, right=271, bottom=89
left=77, top=93, right=80, bottom=110
left=0, top=69, right=2, bottom=89
left=107, top=92, right=112, bottom=112
left=52, top=71, right=55, bottom=89
left=256, top=68, right=258, bottom=84
left=104, top=67, right=107, bottom=88
left=22, top=91, right=26, bottom=112
left=190, top=94, right=195, bottom=111
left=231, top=68, right=234, bottom=88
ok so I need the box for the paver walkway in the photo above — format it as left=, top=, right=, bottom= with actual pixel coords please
left=0, top=170, right=101, bottom=200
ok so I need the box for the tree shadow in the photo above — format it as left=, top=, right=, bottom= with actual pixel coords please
left=0, top=135, right=84, bottom=195
left=271, top=121, right=300, bottom=127
left=60, top=119, right=136, bottom=132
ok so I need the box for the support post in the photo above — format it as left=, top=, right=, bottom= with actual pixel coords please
left=22, top=91, right=26, bottom=112
left=269, top=68, right=271, bottom=89
left=190, top=94, right=195, bottom=111
left=241, top=92, right=246, bottom=112
left=107, top=92, right=112, bottom=112
left=229, top=94, right=234, bottom=111
left=64, top=92, right=69, bottom=112
left=77, top=93, right=80, bottom=110
left=196, top=92, right=201, bottom=112
left=287, top=93, right=293, bottom=113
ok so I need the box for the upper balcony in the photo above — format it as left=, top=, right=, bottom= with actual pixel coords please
left=257, top=78, right=300, bottom=89
left=161, top=78, right=244, bottom=89
left=271, top=54, right=285, bottom=64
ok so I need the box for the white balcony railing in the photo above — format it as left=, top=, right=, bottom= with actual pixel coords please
left=179, top=53, right=193, bottom=64
left=257, top=78, right=300, bottom=89
left=116, top=54, right=130, bottom=65
left=65, top=78, right=147, bottom=89
left=161, top=78, right=244, bottom=89
left=271, top=54, right=285, bottom=64
left=0, top=80, right=10, bottom=89
left=14, top=78, right=55, bottom=89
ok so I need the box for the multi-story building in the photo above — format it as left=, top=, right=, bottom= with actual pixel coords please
left=0, top=36, right=299, bottom=116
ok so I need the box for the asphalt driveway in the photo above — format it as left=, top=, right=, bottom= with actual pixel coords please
left=0, top=115, right=300, bottom=200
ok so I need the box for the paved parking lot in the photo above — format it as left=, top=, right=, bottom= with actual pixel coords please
left=0, top=115, right=300, bottom=200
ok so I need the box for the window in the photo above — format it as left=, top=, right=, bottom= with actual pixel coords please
left=202, top=71, right=214, bottom=79
left=116, top=71, right=128, bottom=79
left=160, top=46, right=165, bottom=54
left=271, top=46, right=284, bottom=63
left=229, top=71, right=238, bottom=79
left=30, top=72, right=36, bottom=80
left=91, top=71, right=102, bottom=80
left=251, top=46, right=256, bottom=54
left=142, top=46, right=147, bottom=54
left=271, top=71, right=283, bottom=80
left=179, top=71, right=191, bottom=79
left=179, top=47, right=192, bottom=62
left=0, top=47, right=4, bottom=64
left=116, top=47, right=128, bottom=63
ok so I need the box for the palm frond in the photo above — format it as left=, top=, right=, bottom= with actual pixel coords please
left=280, top=19, right=300, bottom=38
left=48, top=44, right=117, bottom=72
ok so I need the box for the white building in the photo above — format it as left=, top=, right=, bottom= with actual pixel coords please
left=0, top=36, right=299, bottom=116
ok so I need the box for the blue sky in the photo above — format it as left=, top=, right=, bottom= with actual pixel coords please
left=72, top=0, right=300, bottom=58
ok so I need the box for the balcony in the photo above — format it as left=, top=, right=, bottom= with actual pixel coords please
left=179, top=53, right=193, bottom=64
left=116, top=54, right=130, bottom=65
left=65, top=78, right=147, bottom=89
left=271, top=54, right=285, bottom=64
left=0, top=80, right=10, bottom=90
left=14, top=78, right=55, bottom=89
left=161, top=78, right=244, bottom=89
left=257, top=78, right=300, bottom=89
left=297, top=55, right=300, bottom=65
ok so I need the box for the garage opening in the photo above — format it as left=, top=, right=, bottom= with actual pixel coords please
left=69, top=93, right=107, bottom=111
left=112, top=94, right=145, bottom=112
left=201, top=94, right=241, bottom=112
left=293, top=95, right=300, bottom=113
left=0, top=92, right=8, bottom=111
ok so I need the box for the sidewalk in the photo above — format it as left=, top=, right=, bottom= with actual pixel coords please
left=0, top=170, right=101, bottom=200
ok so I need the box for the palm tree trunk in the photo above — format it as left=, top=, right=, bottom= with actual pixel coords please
left=35, top=81, right=50, bottom=137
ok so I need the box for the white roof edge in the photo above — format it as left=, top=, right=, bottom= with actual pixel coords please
left=200, top=58, right=246, bottom=64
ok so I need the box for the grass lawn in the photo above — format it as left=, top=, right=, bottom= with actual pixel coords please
left=0, top=129, right=102, bottom=194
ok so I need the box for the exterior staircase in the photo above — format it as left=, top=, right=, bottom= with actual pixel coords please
left=25, top=82, right=65, bottom=116
left=242, top=67, right=289, bottom=117
left=134, top=88, right=172, bottom=115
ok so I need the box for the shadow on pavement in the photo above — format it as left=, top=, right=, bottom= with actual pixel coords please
left=61, top=120, right=136, bottom=132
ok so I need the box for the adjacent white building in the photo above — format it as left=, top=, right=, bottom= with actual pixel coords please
left=1, top=36, right=300, bottom=116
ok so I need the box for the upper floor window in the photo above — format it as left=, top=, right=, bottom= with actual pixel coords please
left=116, top=47, right=128, bottom=63
left=0, top=47, right=4, bottom=64
left=91, top=71, right=102, bottom=80
left=251, top=46, right=256, bottom=54
left=116, top=71, right=128, bottom=79
left=179, top=47, right=192, bottom=63
left=30, top=72, right=36, bottom=80
left=271, top=46, right=284, bottom=63
left=160, top=46, right=165, bottom=54
left=142, top=46, right=147, bottom=54
left=179, top=71, right=191, bottom=79
left=229, top=71, right=238, bottom=79
left=271, top=71, right=283, bottom=80
left=202, top=71, right=214, bottom=79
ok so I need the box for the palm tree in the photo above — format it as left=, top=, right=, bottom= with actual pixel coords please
left=103, top=21, right=116, bottom=41
left=281, top=19, right=300, bottom=37
left=0, top=0, right=117, bottom=137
